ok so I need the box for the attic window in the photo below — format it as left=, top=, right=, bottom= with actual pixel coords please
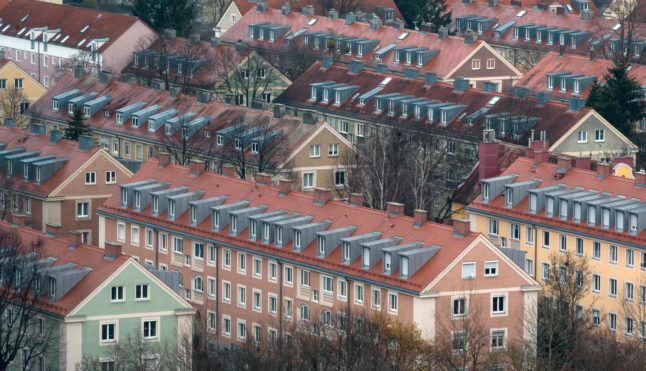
left=397, top=32, right=408, bottom=40
left=516, top=10, right=527, bottom=17
left=78, top=38, right=87, bottom=47
left=20, top=14, right=29, bottom=22
left=2, top=25, right=10, bottom=33
left=380, top=77, right=392, bottom=86
left=307, top=18, right=317, bottom=26
left=60, top=35, right=69, bottom=43
left=80, top=25, right=90, bottom=33
left=487, top=96, right=501, bottom=106
left=17, top=28, right=26, bottom=36
left=612, top=23, right=621, bottom=31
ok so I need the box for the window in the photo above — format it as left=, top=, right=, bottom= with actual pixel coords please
left=485, top=261, right=498, bottom=277
left=372, top=288, right=381, bottom=309
left=338, top=280, right=347, bottom=299
left=208, top=278, right=215, bottom=297
left=609, top=278, right=617, bottom=297
left=101, top=323, right=116, bottom=342
left=253, top=257, right=261, bottom=277
left=252, top=290, right=261, bottom=311
left=284, top=266, right=293, bottom=285
left=334, top=171, right=346, bottom=187
left=135, top=284, right=149, bottom=300
left=610, top=245, right=618, bottom=264
left=322, top=310, right=333, bottom=327
left=300, top=269, right=310, bottom=287
left=471, top=59, right=481, bottom=70
left=193, top=276, right=203, bottom=293
left=525, top=258, right=534, bottom=276
left=389, top=292, right=398, bottom=313
left=609, top=312, right=617, bottom=331
left=303, top=172, right=314, bottom=189
left=223, top=316, right=231, bottom=336
left=111, top=286, right=124, bottom=302
left=453, top=297, right=466, bottom=317
left=574, top=238, right=584, bottom=256
left=300, top=304, right=310, bottom=321
left=237, top=320, right=246, bottom=341
left=0, top=79, right=5, bottom=90
left=542, top=230, right=550, bottom=248
left=627, top=249, right=635, bottom=267
left=238, top=252, right=246, bottom=273
left=223, top=282, right=231, bottom=302
left=486, top=58, right=496, bottom=69
left=626, top=317, right=634, bottom=336
left=592, top=309, right=600, bottom=327
left=447, top=141, right=455, bottom=154
left=159, top=233, right=167, bottom=252
left=322, top=276, right=333, bottom=292
left=124, top=142, right=130, bottom=158
left=328, top=143, right=339, bottom=157
left=526, top=227, right=534, bottom=245
left=14, top=78, right=23, bottom=89
left=143, top=320, right=157, bottom=340
left=453, top=332, right=467, bottom=352
left=339, top=120, right=348, bottom=133
left=542, top=262, right=550, bottom=281
left=487, top=218, right=499, bottom=235
left=117, top=222, right=125, bottom=241
left=269, top=294, right=277, bottom=314
left=131, top=225, right=139, bottom=246
left=77, top=201, right=89, bottom=218
left=309, top=144, right=320, bottom=158
left=510, top=224, right=520, bottom=240
left=559, top=234, right=567, bottom=252
left=595, top=129, right=605, bottom=142
left=172, top=237, right=183, bottom=254
left=492, top=295, right=506, bottom=314
left=593, top=242, right=601, bottom=260
left=222, top=249, right=231, bottom=269
left=355, top=284, right=364, bottom=304
left=238, top=285, right=246, bottom=307
left=269, top=261, right=277, bottom=281
left=593, top=274, right=601, bottom=293
left=105, top=171, right=116, bottom=184
left=626, top=282, right=635, bottom=301
left=577, top=130, right=587, bottom=143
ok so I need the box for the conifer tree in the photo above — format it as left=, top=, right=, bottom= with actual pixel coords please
left=64, top=107, right=91, bottom=141
left=131, top=0, right=196, bottom=37
left=395, top=0, right=451, bottom=32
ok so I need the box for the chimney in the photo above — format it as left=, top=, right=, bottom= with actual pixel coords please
left=255, top=172, right=271, bottom=185
left=74, top=64, right=84, bottom=79
left=235, top=42, right=248, bottom=54
left=189, top=33, right=200, bottom=45
left=322, top=56, right=333, bottom=69
left=536, top=91, right=550, bottom=106
left=452, top=219, right=471, bottom=237
left=197, top=91, right=211, bottom=104
left=581, top=9, right=593, bottom=21
left=314, top=188, right=331, bottom=205
left=413, top=209, right=427, bottom=227
left=575, top=157, right=591, bottom=170
left=345, top=12, right=355, bottom=25
left=394, top=18, right=404, bottom=30
left=329, top=8, right=338, bottom=19
left=556, top=7, right=565, bottom=15
left=419, top=22, right=432, bottom=33
left=438, top=26, right=449, bottom=40
left=349, top=60, right=363, bottom=74
left=30, top=123, right=45, bottom=135
left=257, top=0, right=268, bottom=12
left=534, top=149, right=545, bottom=164
left=46, top=223, right=62, bottom=236
left=386, top=202, right=404, bottom=216
left=157, top=152, right=170, bottom=167
left=513, top=86, right=529, bottom=98
left=104, top=242, right=122, bottom=258
left=597, top=162, right=611, bottom=178
left=214, top=27, right=222, bottom=38
left=4, top=118, right=15, bottom=127
left=349, top=193, right=363, bottom=206
left=569, top=97, right=585, bottom=112
left=68, top=231, right=83, bottom=248
left=377, top=64, right=388, bottom=73
left=464, top=30, right=477, bottom=44
left=188, top=159, right=205, bottom=177
left=635, top=171, right=646, bottom=187
left=163, top=28, right=177, bottom=41
left=525, top=147, right=534, bottom=158
left=279, top=178, right=292, bottom=195
left=557, top=156, right=572, bottom=170
left=99, top=71, right=112, bottom=84
left=369, top=18, right=382, bottom=31
left=281, top=2, right=291, bottom=15
left=221, top=163, right=235, bottom=177
left=169, top=85, right=181, bottom=98
left=302, top=5, right=314, bottom=16
left=425, top=72, right=437, bottom=87
left=479, top=129, right=499, bottom=179
left=12, top=214, right=24, bottom=228
left=404, top=69, right=419, bottom=79
left=488, top=0, right=498, bottom=7
left=211, top=37, right=220, bottom=48
left=454, top=78, right=469, bottom=92
left=50, top=130, right=63, bottom=143
left=78, top=135, right=94, bottom=151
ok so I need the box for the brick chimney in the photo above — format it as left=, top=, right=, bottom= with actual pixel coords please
left=349, top=193, right=363, bottom=206
left=525, top=148, right=534, bottom=159
left=413, top=209, right=427, bottom=227
left=479, top=129, right=499, bottom=180
left=104, top=242, right=122, bottom=258
left=575, top=157, right=591, bottom=170
left=635, top=171, right=646, bottom=187
left=221, top=164, right=235, bottom=177
left=557, top=157, right=571, bottom=170
left=314, top=188, right=331, bottom=205
left=68, top=231, right=83, bottom=248
left=597, top=162, right=610, bottom=178
left=188, top=159, right=205, bottom=177
left=386, top=202, right=404, bottom=216
left=12, top=214, right=24, bottom=228
left=46, top=223, right=62, bottom=236
left=279, top=178, right=292, bottom=195
left=453, top=219, right=471, bottom=237
left=255, top=173, right=271, bottom=185
left=533, top=150, right=548, bottom=164
left=157, top=152, right=171, bottom=167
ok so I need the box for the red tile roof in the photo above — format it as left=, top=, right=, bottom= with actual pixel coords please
left=468, top=156, right=646, bottom=245
left=221, top=7, right=481, bottom=77
left=233, top=0, right=404, bottom=22
left=274, top=61, right=591, bottom=145
left=0, top=221, right=130, bottom=317
left=517, top=51, right=646, bottom=99
left=98, top=159, right=480, bottom=292
left=0, top=126, right=101, bottom=197
left=460, top=0, right=599, bottom=15
left=0, top=0, right=148, bottom=52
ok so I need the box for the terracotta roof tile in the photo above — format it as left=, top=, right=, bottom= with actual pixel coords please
left=233, top=0, right=404, bottom=22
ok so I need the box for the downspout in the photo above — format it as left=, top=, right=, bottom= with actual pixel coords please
left=278, top=260, right=283, bottom=338
left=154, top=228, right=159, bottom=268
left=533, top=225, right=537, bottom=279
left=215, top=244, right=220, bottom=346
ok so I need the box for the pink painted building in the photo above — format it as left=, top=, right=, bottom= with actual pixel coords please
left=97, top=158, right=539, bottom=353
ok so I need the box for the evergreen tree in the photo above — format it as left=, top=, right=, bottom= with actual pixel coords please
left=395, top=0, right=451, bottom=32
left=131, top=0, right=196, bottom=37
left=64, top=108, right=91, bottom=141
left=586, top=61, right=646, bottom=137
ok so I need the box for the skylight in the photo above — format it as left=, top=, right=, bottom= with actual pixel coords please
left=80, top=25, right=90, bottom=33
left=2, top=25, right=10, bottom=33
left=52, top=34, right=61, bottom=41
left=61, top=35, right=70, bottom=43
left=565, top=4, right=573, bottom=12
left=516, top=10, right=527, bottom=17
left=487, top=96, right=501, bottom=106
left=97, top=13, right=103, bottom=19
left=78, top=38, right=87, bottom=47
left=16, top=27, right=26, bottom=36
left=20, top=14, right=29, bottom=22
left=397, top=32, right=408, bottom=40
left=307, top=18, right=317, bottom=26
left=380, top=77, right=392, bottom=86
left=611, top=23, right=621, bottom=31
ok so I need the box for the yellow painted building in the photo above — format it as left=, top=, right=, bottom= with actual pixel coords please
left=467, top=156, right=646, bottom=338
left=0, top=59, right=47, bottom=128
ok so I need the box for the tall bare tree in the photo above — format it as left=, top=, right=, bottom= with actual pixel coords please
left=0, top=87, right=29, bottom=129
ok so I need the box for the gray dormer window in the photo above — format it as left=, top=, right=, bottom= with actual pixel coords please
left=537, top=31, right=543, bottom=43
left=342, top=242, right=350, bottom=261
left=68, top=103, right=74, bottom=114
left=250, top=220, right=257, bottom=239
left=401, top=103, right=408, bottom=117
left=132, top=117, right=139, bottom=128
left=116, top=112, right=123, bottom=124
left=414, top=105, right=421, bottom=119
left=574, top=80, right=580, bottom=94
left=559, top=34, right=565, bottom=45
left=234, top=138, right=242, bottom=150
left=120, top=188, right=127, bottom=206
left=262, top=222, right=270, bottom=240
left=213, top=211, right=220, bottom=229
left=529, top=193, right=537, bottom=213
left=513, top=27, right=519, bottom=40
left=573, top=202, right=581, bottom=221
left=616, top=211, right=624, bottom=231
left=23, top=164, right=28, bottom=179
left=525, top=29, right=531, bottom=41
left=375, top=98, right=382, bottom=113
left=384, top=252, right=391, bottom=270
left=588, top=206, right=596, bottom=225
left=630, top=214, right=638, bottom=233
left=310, top=86, right=316, bottom=100
left=249, top=25, right=254, bottom=39
left=35, top=166, right=40, bottom=182
left=482, top=183, right=490, bottom=200
left=190, top=205, right=197, bottom=223
left=323, top=88, right=329, bottom=102
left=182, top=126, right=189, bottom=139
left=560, top=200, right=568, bottom=219
left=83, top=106, right=90, bottom=117
left=166, top=124, right=173, bottom=136
left=216, top=135, right=223, bottom=146
left=546, top=197, right=554, bottom=216
left=52, top=100, right=59, bottom=111
left=547, top=76, right=554, bottom=90
left=405, top=51, right=411, bottom=65
left=276, top=226, right=283, bottom=244
left=48, top=278, right=56, bottom=301
left=441, top=110, right=448, bottom=124
left=152, top=196, right=158, bottom=213
left=417, top=54, right=423, bottom=66
left=294, top=230, right=301, bottom=249
left=362, top=247, right=370, bottom=267
left=231, top=215, right=237, bottom=233
left=602, top=209, right=610, bottom=228
left=505, top=188, right=512, bottom=206
left=168, top=200, right=175, bottom=219
left=135, top=191, right=141, bottom=209
left=317, top=236, right=325, bottom=255
left=548, top=32, right=554, bottom=45
left=401, top=256, right=409, bottom=277
left=259, top=28, right=264, bottom=40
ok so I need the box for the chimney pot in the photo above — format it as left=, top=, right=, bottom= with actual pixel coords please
left=104, top=242, right=122, bottom=258
left=12, top=214, right=25, bottom=228
left=188, top=159, right=205, bottom=177
left=386, top=202, right=404, bottom=216
left=349, top=193, right=363, bottom=206
left=45, top=223, right=62, bottom=236
left=452, top=219, right=471, bottom=237
left=597, top=162, right=611, bottom=178
left=221, top=164, right=235, bottom=177
left=68, top=230, right=83, bottom=248
left=279, top=178, right=292, bottom=195
left=255, top=172, right=272, bottom=185
left=314, top=188, right=331, bottom=205
left=635, top=171, right=646, bottom=187
left=413, top=209, right=427, bottom=227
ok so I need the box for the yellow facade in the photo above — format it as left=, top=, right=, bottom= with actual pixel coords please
left=0, top=60, right=47, bottom=128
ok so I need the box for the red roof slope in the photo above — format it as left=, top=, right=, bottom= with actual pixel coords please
left=0, top=221, right=129, bottom=316
left=274, top=61, right=591, bottom=145
left=99, top=159, right=480, bottom=292
left=233, top=0, right=404, bottom=22
left=0, top=126, right=100, bottom=196
left=222, top=7, right=480, bottom=77
left=0, top=0, right=145, bottom=52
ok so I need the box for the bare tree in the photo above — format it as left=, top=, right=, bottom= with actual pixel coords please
left=256, top=41, right=319, bottom=81
left=0, top=87, right=29, bottom=129
left=0, top=228, right=56, bottom=370
left=202, top=0, right=232, bottom=27
left=158, top=115, right=215, bottom=166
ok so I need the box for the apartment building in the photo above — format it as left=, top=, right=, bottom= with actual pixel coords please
left=95, top=158, right=539, bottom=351
left=467, top=154, right=646, bottom=336
left=273, top=61, right=637, bottom=216
left=0, top=221, right=194, bottom=370
left=0, top=0, right=156, bottom=86
left=220, top=3, right=522, bottom=90
left=0, top=56, right=47, bottom=127
left=446, top=0, right=645, bottom=72
left=0, top=126, right=132, bottom=245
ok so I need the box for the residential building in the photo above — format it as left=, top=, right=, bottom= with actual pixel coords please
left=0, top=55, right=47, bottom=127
left=446, top=0, right=645, bottom=72
left=220, top=4, right=522, bottom=88
left=26, top=72, right=353, bottom=193
left=0, top=126, right=133, bottom=244
left=97, top=158, right=540, bottom=350
left=0, top=220, right=195, bottom=370
left=214, top=0, right=403, bottom=35
left=0, top=0, right=157, bottom=86
left=123, top=32, right=291, bottom=109
left=467, top=154, right=646, bottom=336
left=273, top=61, right=636, bottom=217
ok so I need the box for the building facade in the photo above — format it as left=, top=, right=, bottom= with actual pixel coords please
left=0, top=57, right=47, bottom=127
